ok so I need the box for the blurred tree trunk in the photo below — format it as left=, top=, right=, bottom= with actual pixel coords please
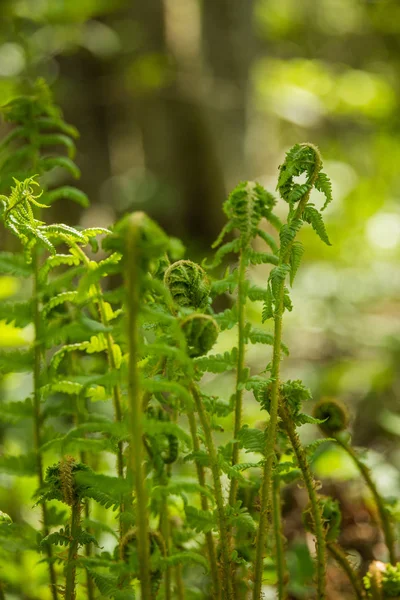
left=130, top=0, right=226, bottom=245
left=201, top=0, right=255, bottom=185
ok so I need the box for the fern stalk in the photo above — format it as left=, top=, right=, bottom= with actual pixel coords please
left=65, top=501, right=81, bottom=600
left=335, top=436, right=396, bottom=565
left=126, top=214, right=152, bottom=599
left=175, top=564, right=185, bottom=600
left=272, top=475, right=287, bottom=600
left=279, top=402, right=326, bottom=598
left=187, top=410, right=221, bottom=600
left=327, top=543, right=365, bottom=600
left=253, top=145, right=322, bottom=600
left=229, top=248, right=247, bottom=508
left=190, top=385, right=234, bottom=600
left=33, top=248, right=59, bottom=600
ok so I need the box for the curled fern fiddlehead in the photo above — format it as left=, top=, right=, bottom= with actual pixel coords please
left=181, top=314, right=218, bottom=357
left=364, top=561, right=400, bottom=599
left=164, top=260, right=211, bottom=309
left=313, top=398, right=350, bottom=435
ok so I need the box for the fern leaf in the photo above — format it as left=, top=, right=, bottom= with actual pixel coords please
left=42, top=291, right=79, bottom=317
left=0, top=300, right=32, bottom=327
left=44, top=186, right=89, bottom=208
left=279, top=219, right=302, bottom=257
left=246, top=249, right=279, bottom=266
left=185, top=506, right=216, bottom=533
left=303, top=205, right=331, bottom=245
left=237, top=425, right=265, bottom=454
left=194, top=348, right=238, bottom=373
left=206, top=238, right=241, bottom=268
left=39, top=156, right=80, bottom=178
left=0, top=398, right=33, bottom=423
left=315, top=171, right=333, bottom=210
left=269, top=264, right=290, bottom=300
left=36, top=116, right=78, bottom=138
left=256, top=228, right=279, bottom=254
left=0, top=349, right=33, bottom=373
left=290, top=241, right=304, bottom=286
left=261, top=283, right=274, bottom=323
left=162, top=551, right=209, bottom=571
left=37, top=133, right=76, bottom=158
left=0, top=252, right=31, bottom=277
left=0, top=453, right=37, bottom=476
left=214, top=306, right=238, bottom=330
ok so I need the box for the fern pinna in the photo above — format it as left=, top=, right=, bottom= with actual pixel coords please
left=0, top=80, right=398, bottom=600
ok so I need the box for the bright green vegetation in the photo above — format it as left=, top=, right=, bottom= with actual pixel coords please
left=0, top=80, right=398, bottom=600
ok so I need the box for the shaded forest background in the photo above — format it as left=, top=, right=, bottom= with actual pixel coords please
left=0, top=1, right=399, bottom=598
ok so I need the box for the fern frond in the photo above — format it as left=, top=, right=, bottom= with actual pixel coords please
left=0, top=251, right=32, bottom=276
left=289, top=241, right=304, bottom=286
left=194, top=348, right=238, bottom=373
left=261, top=284, right=274, bottom=322
left=42, top=291, right=79, bottom=317
left=0, top=349, right=33, bottom=373
left=315, top=171, right=333, bottom=210
left=0, top=300, right=32, bottom=327
left=303, top=205, right=331, bottom=245
left=44, top=186, right=89, bottom=208
left=39, top=156, right=80, bottom=178
left=246, top=249, right=279, bottom=266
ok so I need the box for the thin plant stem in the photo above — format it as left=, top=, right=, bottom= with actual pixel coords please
left=65, top=502, right=81, bottom=600
left=190, top=384, right=234, bottom=600
left=187, top=411, right=221, bottom=600
left=70, top=242, right=125, bottom=534
left=33, top=250, right=59, bottom=600
left=335, top=436, right=396, bottom=565
left=272, top=475, right=287, bottom=600
left=327, top=543, right=365, bottom=600
left=279, top=402, right=326, bottom=599
left=253, top=145, right=321, bottom=600
left=175, top=564, right=185, bottom=600
left=229, top=248, right=247, bottom=507
left=126, top=215, right=152, bottom=599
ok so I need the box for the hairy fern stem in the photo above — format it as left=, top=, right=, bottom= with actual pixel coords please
left=279, top=402, right=326, bottom=598
left=253, top=145, right=322, bottom=600
left=190, top=385, right=234, bottom=600
left=335, top=435, right=396, bottom=565
left=229, top=248, right=247, bottom=508
left=327, top=543, right=365, bottom=600
left=187, top=410, right=221, bottom=600
left=126, top=215, right=152, bottom=599
left=65, top=501, right=81, bottom=600
left=272, top=475, right=287, bottom=600
left=33, top=244, right=59, bottom=600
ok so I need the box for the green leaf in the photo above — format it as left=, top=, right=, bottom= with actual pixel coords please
left=290, top=241, right=304, bottom=286
left=0, top=252, right=31, bottom=277
left=237, top=425, right=265, bottom=454
left=261, top=284, right=273, bottom=323
left=185, top=506, right=216, bottom=533
left=303, top=205, right=331, bottom=245
left=0, top=349, right=33, bottom=373
left=44, top=186, right=89, bottom=208
left=194, top=348, right=238, bottom=373
left=39, top=156, right=80, bottom=178
left=37, top=133, right=76, bottom=158
left=315, top=171, right=333, bottom=210
left=0, top=300, right=32, bottom=327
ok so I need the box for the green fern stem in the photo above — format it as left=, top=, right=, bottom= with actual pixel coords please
left=33, top=251, right=59, bottom=600
left=253, top=145, right=322, bottom=600
left=327, top=543, right=365, bottom=600
left=159, top=468, right=172, bottom=600
left=279, top=402, right=326, bottom=599
left=190, top=385, right=234, bottom=600
left=175, top=564, right=185, bottom=600
left=64, top=501, right=81, bottom=600
left=29, top=121, right=59, bottom=600
left=335, top=436, right=396, bottom=565
left=272, top=475, right=287, bottom=600
left=229, top=248, right=247, bottom=508
left=70, top=243, right=125, bottom=528
left=126, top=215, right=152, bottom=600
left=187, top=410, right=221, bottom=600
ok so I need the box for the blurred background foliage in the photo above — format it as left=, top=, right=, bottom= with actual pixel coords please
left=0, top=0, right=399, bottom=598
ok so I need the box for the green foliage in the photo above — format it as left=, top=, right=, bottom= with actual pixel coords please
left=0, top=77, right=395, bottom=600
